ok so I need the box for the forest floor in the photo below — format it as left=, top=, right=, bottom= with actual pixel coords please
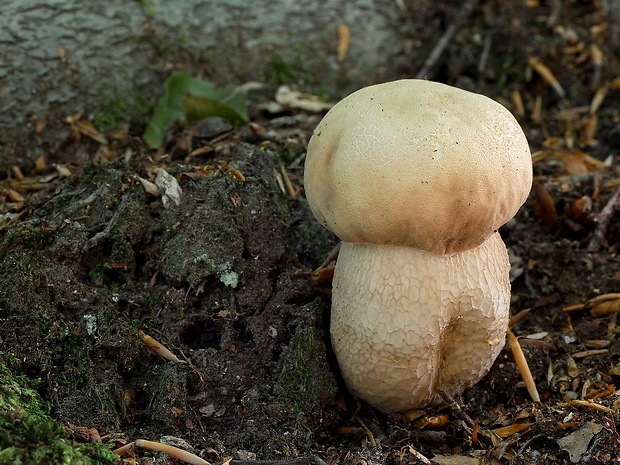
left=1, top=1, right=620, bottom=465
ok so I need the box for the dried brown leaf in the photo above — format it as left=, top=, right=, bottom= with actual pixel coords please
left=11, top=165, right=25, bottom=181
left=590, top=299, right=620, bottom=317
left=533, top=181, right=557, bottom=226
left=6, top=189, right=25, bottom=202
left=584, top=384, right=615, bottom=399
left=566, top=355, right=579, bottom=377
left=492, top=422, right=534, bottom=438
left=33, top=155, right=46, bottom=174
left=416, top=414, right=449, bottom=429
left=138, top=177, right=160, bottom=197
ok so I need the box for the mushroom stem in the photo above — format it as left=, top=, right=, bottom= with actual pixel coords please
left=331, top=233, right=511, bottom=412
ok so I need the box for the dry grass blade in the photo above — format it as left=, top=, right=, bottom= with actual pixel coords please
left=511, top=90, right=525, bottom=117
left=570, top=349, right=608, bottom=358
left=507, top=328, right=540, bottom=402
left=509, top=308, right=531, bottom=327
left=528, top=57, right=566, bottom=98
left=557, top=399, right=613, bottom=413
left=589, top=44, right=604, bottom=89
left=112, top=441, right=135, bottom=456
left=135, top=439, right=210, bottom=465
left=584, top=384, right=615, bottom=399
left=590, top=298, right=620, bottom=317
left=590, top=86, right=607, bottom=114
left=563, top=293, right=620, bottom=312
left=273, top=168, right=286, bottom=195
left=336, top=23, right=350, bottom=63
left=280, top=165, right=298, bottom=197
left=139, top=330, right=181, bottom=363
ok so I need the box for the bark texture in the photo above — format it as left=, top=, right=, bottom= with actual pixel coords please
left=0, top=0, right=406, bottom=143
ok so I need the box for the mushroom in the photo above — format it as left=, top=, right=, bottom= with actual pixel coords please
left=304, top=79, right=532, bottom=413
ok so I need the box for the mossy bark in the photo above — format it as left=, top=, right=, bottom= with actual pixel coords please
left=0, top=143, right=340, bottom=459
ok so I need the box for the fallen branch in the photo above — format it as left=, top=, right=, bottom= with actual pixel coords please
left=437, top=388, right=474, bottom=430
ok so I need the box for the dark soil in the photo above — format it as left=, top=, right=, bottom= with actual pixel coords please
left=1, top=2, right=620, bottom=465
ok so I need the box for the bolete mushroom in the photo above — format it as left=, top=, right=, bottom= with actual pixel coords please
left=304, top=79, right=532, bottom=413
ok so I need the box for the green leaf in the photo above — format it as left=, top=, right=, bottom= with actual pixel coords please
left=143, top=71, right=249, bottom=149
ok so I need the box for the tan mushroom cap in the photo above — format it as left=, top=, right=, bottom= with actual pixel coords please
left=304, top=79, right=532, bottom=256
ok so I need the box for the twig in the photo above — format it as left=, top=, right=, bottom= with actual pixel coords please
left=65, top=185, right=105, bottom=215
left=587, top=186, right=620, bottom=252
left=437, top=388, right=474, bottom=430
left=318, top=243, right=341, bottom=270
left=516, top=433, right=547, bottom=456
left=416, top=0, right=480, bottom=79
left=82, top=193, right=129, bottom=252
left=366, top=420, right=393, bottom=447
left=406, top=446, right=432, bottom=465
left=581, top=430, right=608, bottom=463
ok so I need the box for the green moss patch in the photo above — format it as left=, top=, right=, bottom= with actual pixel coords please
left=0, top=354, right=118, bottom=465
